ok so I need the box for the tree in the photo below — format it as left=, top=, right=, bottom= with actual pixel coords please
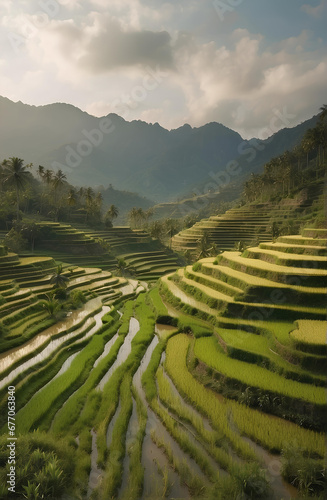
left=104, top=205, right=119, bottom=227
left=196, top=233, right=214, bottom=259
left=148, top=220, right=164, bottom=240
left=114, top=258, right=135, bottom=277
left=50, top=264, right=69, bottom=289
left=128, top=207, right=145, bottom=228
left=2, top=157, right=32, bottom=220
left=40, top=294, right=60, bottom=317
left=20, top=222, right=40, bottom=252
left=52, top=170, right=67, bottom=219
left=67, top=188, right=77, bottom=218
left=43, top=169, right=53, bottom=186
left=144, top=207, right=155, bottom=222
left=164, top=218, right=180, bottom=248
left=37, top=165, right=45, bottom=180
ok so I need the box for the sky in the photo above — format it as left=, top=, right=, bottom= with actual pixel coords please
left=0, top=0, right=326, bottom=138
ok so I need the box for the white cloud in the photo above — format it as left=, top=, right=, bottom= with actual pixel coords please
left=0, top=2, right=325, bottom=139
left=168, top=29, right=327, bottom=137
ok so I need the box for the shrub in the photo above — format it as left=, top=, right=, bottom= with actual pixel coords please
left=192, top=262, right=202, bottom=272
left=0, top=433, right=75, bottom=499
left=281, top=445, right=326, bottom=496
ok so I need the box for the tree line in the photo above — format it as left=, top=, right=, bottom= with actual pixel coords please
left=243, top=105, right=327, bottom=203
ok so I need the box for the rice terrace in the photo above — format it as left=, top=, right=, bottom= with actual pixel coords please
left=0, top=3, right=327, bottom=498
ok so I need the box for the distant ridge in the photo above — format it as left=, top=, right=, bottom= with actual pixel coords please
left=0, top=96, right=318, bottom=202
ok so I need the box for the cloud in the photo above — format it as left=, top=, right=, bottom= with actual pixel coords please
left=301, top=1, right=326, bottom=17
left=78, top=17, right=173, bottom=72
left=170, top=29, right=327, bottom=137
left=25, top=13, right=174, bottom=76
left=0, top=1, right=325, bottom=139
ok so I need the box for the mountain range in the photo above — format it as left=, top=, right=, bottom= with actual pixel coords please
left=0, top=96, right=318, bottom=203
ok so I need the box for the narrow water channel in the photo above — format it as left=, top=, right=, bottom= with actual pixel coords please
left=32, top=351, right=80, bottom=398
left=97, top=317, right=140, bottom=391
left=133, top=333, right=204, bottom=499
left=87, top=428, right=103, bottom=498
left=241, top=434, right=299, bottom=500
left=228, top=414, right=298, bottom=499
left=0, top=297, right=103, bottom=376
left=1, top=301, right=111, bottom=390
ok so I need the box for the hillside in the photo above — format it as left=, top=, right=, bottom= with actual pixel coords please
left=0, top=96, right=318, bottom=202
left=0, top=227, right=326, bottom=499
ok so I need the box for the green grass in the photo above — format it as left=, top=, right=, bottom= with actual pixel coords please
left=119, top=387, right=147, bottom=500
left=194, top=336, right=325, bottom=405
left=157, top=367, right=233, bottom=472
left=98, top=374, right=133, bottom=500
left=51, top=325, right=124, bottom=435
left=15, top=323, right=117, bottom=433
left=290, top=320, right=327, bottom=348
left=150, top=430, right=208, bottom=498
left=166, top=334, right=325, bottom=457
left=215, top=327, right=325, bottom=386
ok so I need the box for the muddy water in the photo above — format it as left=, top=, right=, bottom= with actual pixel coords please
left=133, top=336, right=204, bottom=499
left=0, top=297, right=103, bottom=374
left=93, top=330, right=120, bottom=368
left=241, top=434, right=298, bottom=500
left=163, top=278, right=216, bottom=315
left=1, top=301, right=111, bottom=390
left=156, top=394, right=222, bottom=480
left=133, top=335, right=159, bottom=406
left=159, top=363, right=215, bottom=434
left=143, top=406, right=196, bottom=500
left=87, top=428, right=103, bottom=498
left=227, top=414, right=298, bottom=500
left=120, top=279, right=138, bottom=296
left=32, top=351, right=80, bottom=398
left=97, top=317, right=140, bottom=391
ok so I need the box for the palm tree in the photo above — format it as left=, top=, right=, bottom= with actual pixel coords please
left=20, top=222, right=40, bottom=252
left=52, top=170, right=67, bottom=220
left=84, top=187, right=95, bottom=222
left=114, top=258, right=135, bottom=277
left=67, top=188, right=77, bottom=207
left=108, top=204, right=119, bottom=220
left=67, top=188, right=77, bottom=219
left=2, top=157, right=32, bottom=220
left=128, top=207, right=140, bottom=229
left=196, top=233, right=214, bottom=259
left=37, top=165, right=45, bottom=180
left=50, top=264, right=69, bottom=289
left=104, top=204, right=119, bottom=227
left=40, top=294, right=60, bottom=317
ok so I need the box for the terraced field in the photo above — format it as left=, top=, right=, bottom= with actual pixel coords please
left=171, top=203, right=311, bottom=255
left=21, top=222, right=181, bottom=280
left=76, top=225, right=182, bottom=280
left=0, top=230, right=326, bottom=499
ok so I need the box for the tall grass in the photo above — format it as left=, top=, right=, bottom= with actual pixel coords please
left=119, top=387, right=147, bottom=500
left=165, top=334, right=325, bottom=457
left=98, top=374, right=133, bottom=500
left=194, top=336, right=326, bottom=405
left=156, top=367, right=233, bottom=472
left=15, top=323, right=119, bottom=433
